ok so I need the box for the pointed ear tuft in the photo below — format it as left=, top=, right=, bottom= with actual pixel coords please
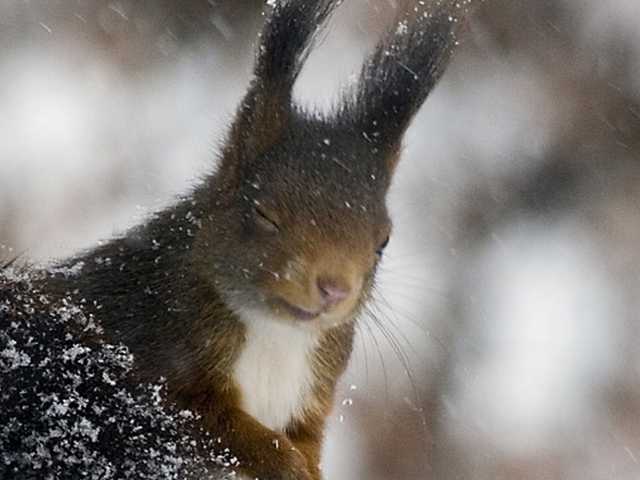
left=344, top=0, right=476, bottom=159
left=228, top=0, right=342, bottom=158
left=255, top=0, right=341, bottom=98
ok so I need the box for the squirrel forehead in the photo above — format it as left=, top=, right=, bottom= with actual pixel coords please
left=245, top=161, right=388, bottom=218
left=244, top=119, right=392, bottom=178
left=245, top=141, right=390, bottom=195
left=231, top=121, right=395, bottom=225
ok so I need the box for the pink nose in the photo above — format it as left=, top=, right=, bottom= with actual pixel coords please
left=317, top=278, right=351, bottom=306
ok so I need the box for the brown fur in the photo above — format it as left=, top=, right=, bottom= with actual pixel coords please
left=33, top=1, right=471, bottom=478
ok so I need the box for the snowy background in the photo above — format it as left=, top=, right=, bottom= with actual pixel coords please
left=2, top=0, right=640, bottom=478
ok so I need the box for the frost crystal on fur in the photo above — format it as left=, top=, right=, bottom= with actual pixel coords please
left=0, top=269, right=236, bottom=480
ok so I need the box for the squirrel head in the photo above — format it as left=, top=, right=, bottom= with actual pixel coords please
left=194, top=0, right=471, bottom=329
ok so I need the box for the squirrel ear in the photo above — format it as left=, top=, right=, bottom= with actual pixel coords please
left=344, top=0, right=474, bottom=171
left=227, top=0, right=342, bottom=158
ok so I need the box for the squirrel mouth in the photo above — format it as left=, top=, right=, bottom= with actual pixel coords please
left=273, top=298, right=322, bottom=321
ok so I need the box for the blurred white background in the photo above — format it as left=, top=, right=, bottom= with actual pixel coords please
left=2, top=1, right=640, bottom=478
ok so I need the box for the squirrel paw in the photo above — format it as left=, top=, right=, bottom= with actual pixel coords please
left=237, top=442, right=313, bottom=480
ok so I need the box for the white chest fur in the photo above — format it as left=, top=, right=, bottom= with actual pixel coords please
left=232, top=310, right=319, bottom=431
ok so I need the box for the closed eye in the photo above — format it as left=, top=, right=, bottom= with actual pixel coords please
left=254, top=206, right=280, bottom=233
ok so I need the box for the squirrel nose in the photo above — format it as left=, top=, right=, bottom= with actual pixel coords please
left=317, top=277, right=351, bottom=307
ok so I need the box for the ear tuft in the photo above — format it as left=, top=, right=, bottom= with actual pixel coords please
left=226, top=0, right=342, bottom=160
left=255, top=0, right=342, bottom=98
left=344, top=0, right=477, bottom=154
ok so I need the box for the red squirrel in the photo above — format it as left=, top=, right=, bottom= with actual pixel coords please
left=1, top=1, right=473, bottom=479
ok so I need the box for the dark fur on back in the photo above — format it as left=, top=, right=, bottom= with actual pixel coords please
left=0, top=269, right=235, bottom=479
